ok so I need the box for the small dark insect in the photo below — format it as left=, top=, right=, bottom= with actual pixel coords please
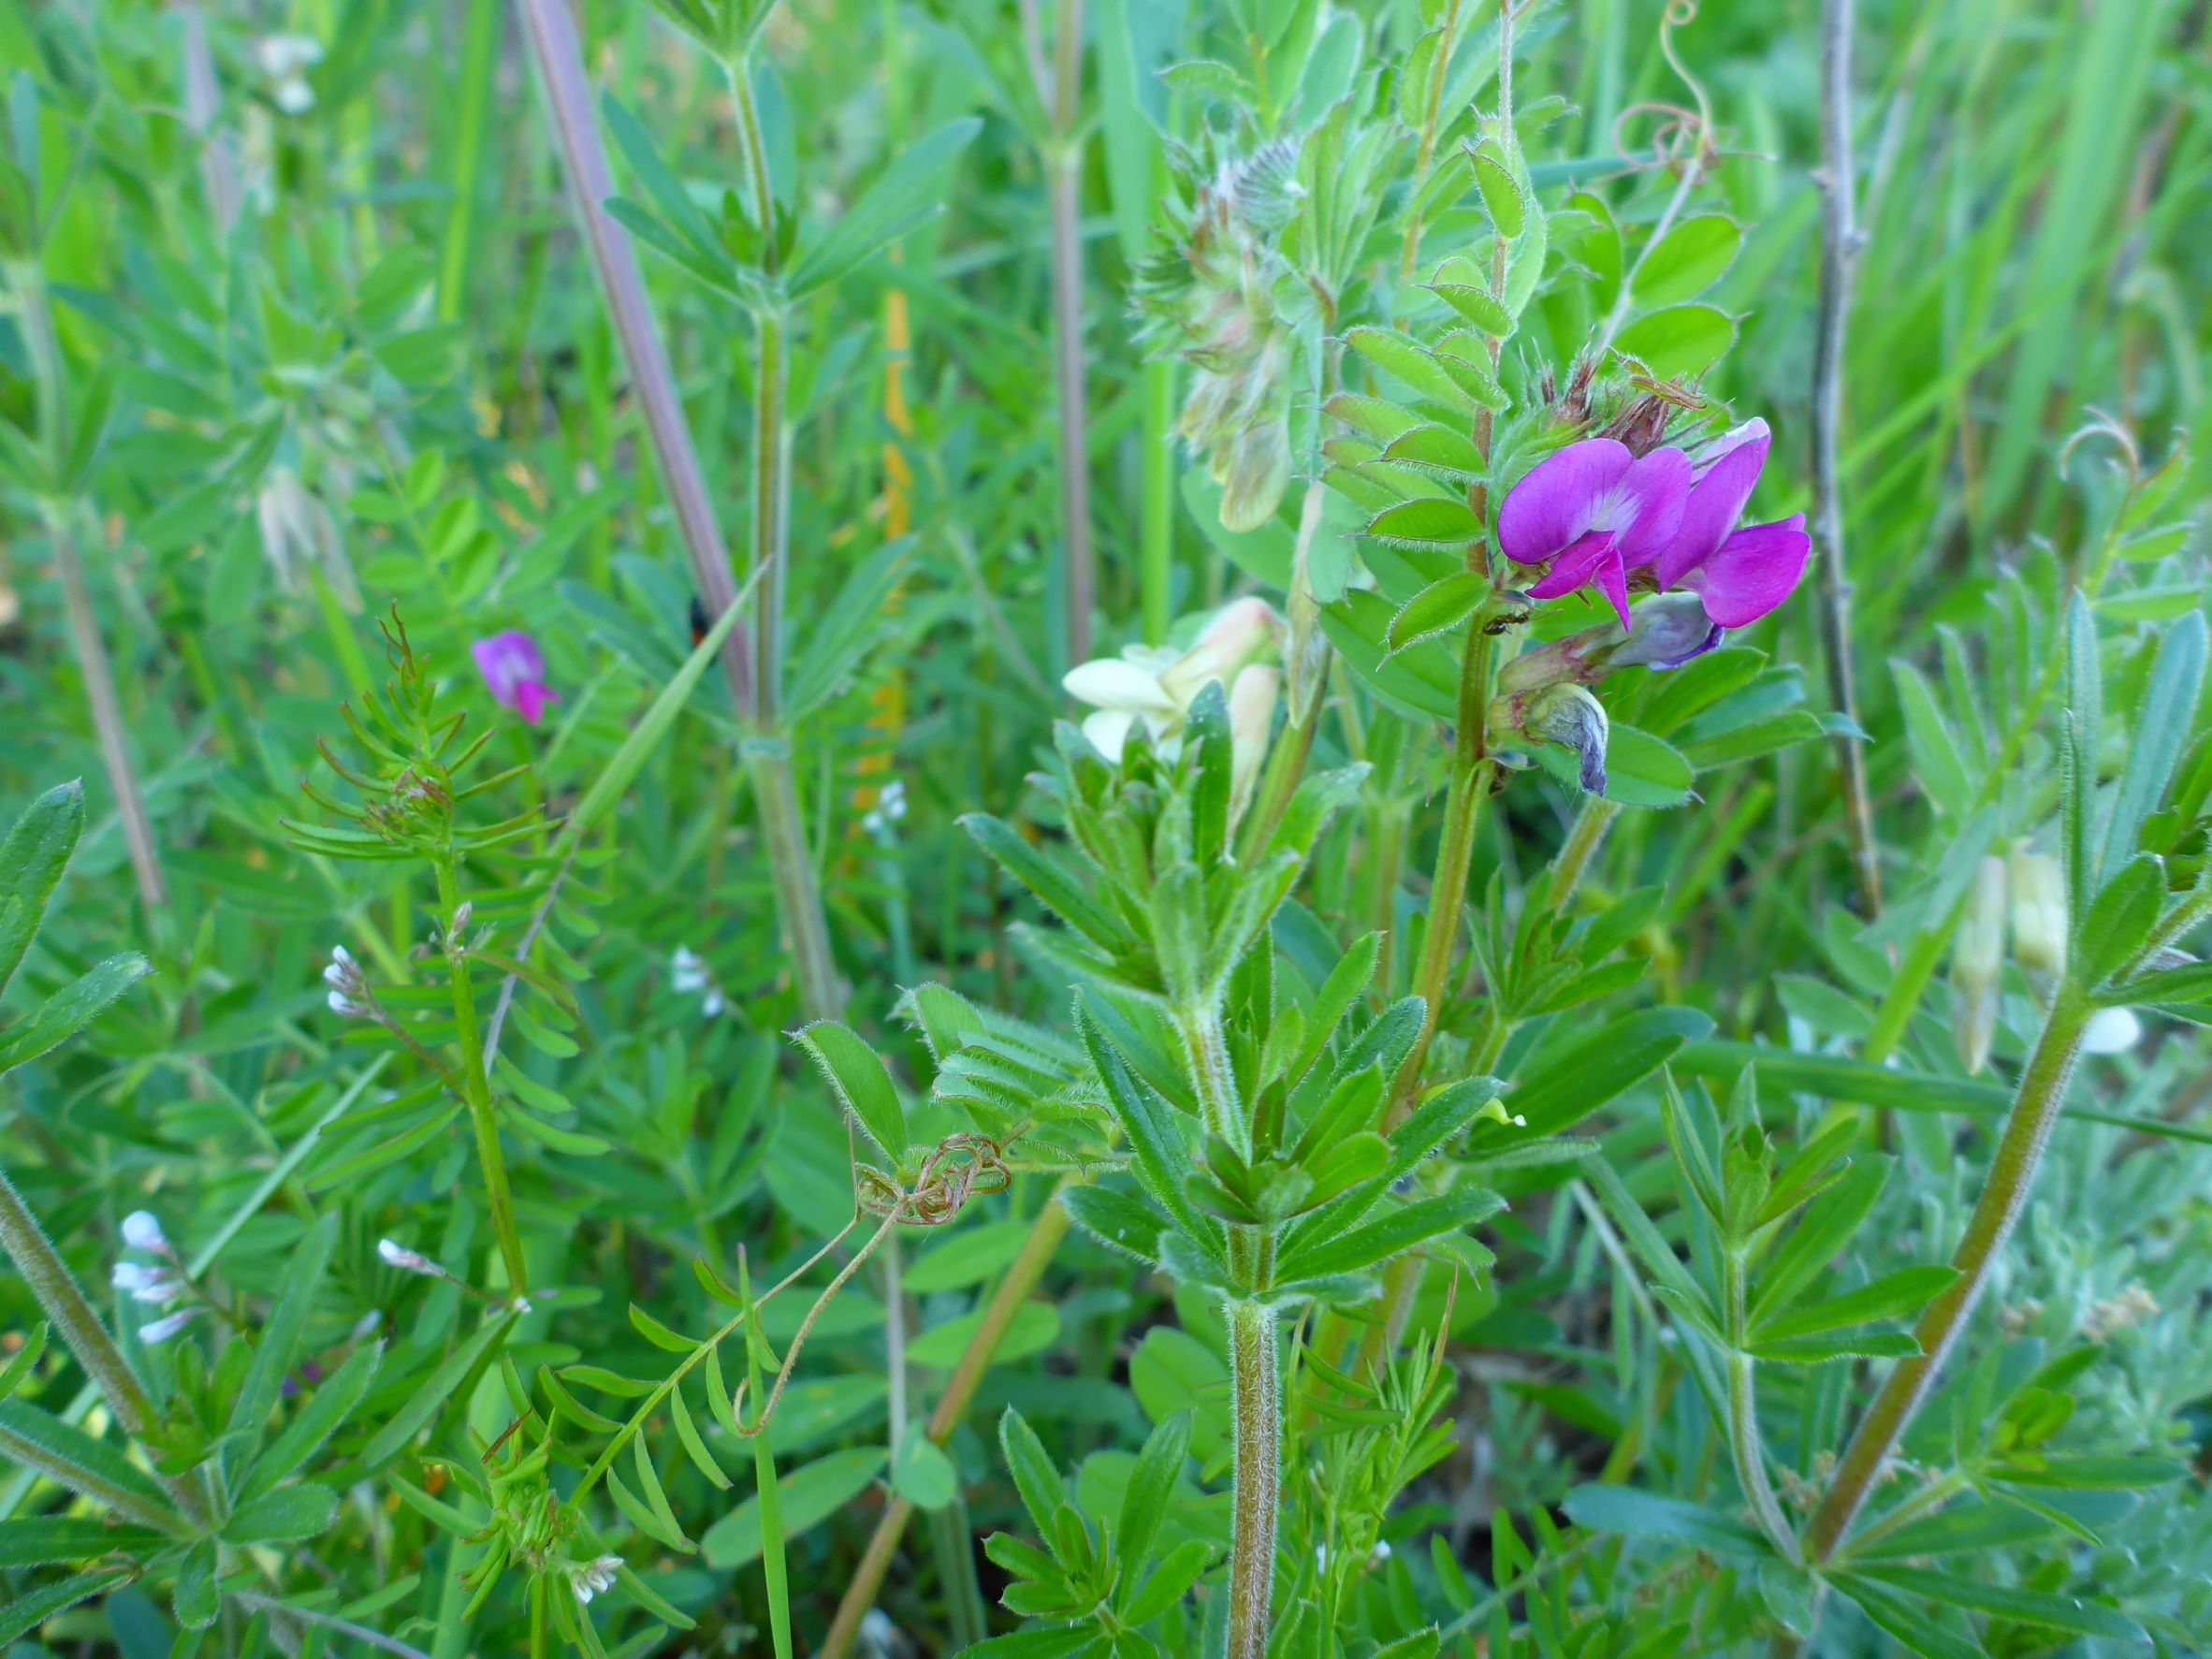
left=689, top=592, right=711, bottom=648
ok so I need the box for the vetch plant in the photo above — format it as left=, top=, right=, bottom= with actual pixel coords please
left=6, top=0, right=2212, bottom=1654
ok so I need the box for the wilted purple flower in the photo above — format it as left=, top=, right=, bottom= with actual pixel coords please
left=472, top=631, right=555, bottom=725
left=1500, top=420, right=1810, bottom=634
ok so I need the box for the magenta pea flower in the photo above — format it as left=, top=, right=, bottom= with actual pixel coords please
left=472, top=631, right=555, bottom=725
left=1654, top=420, right=1812, bottom=628
left=1499, top=418, right=1811, bottom=637
left=1498, top=441, right=1691, bottom=630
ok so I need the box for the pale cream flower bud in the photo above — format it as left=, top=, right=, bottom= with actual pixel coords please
left=1952, top=855, right=2007, bottom=1074
left=2008, top=845, right=2067, bottom=974
left=1160, top=597, right=1283, bottom=706
left=1227, top=664, right=1281, bottom=826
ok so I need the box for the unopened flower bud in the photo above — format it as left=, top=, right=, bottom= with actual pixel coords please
left=2009, top=846, right=2066, bottom=974
left=1951, top=855, right=2007, bottom=1074
left=1492, top=684, right=1610, bottom=794
left=327, top=989, right=370, bottom=1019
left=376, top=1239, right=440, bottom=1277
left=121, top=1211, right=168, bottom=1255
left=1227, top=663, right=1281, bottom=826
left=1160, top=597, right=1283, bottom=706
left=1499, top=593, right=1724, bottom=694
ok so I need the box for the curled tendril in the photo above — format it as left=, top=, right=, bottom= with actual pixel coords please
left=859, top=1134, right=1014, bottom=1226
left=1611, top=2, right=1718, bottom=183
left=733, top=1132, right=1017, bottom=1440
left=2059, top=407, right=2144, bottom=489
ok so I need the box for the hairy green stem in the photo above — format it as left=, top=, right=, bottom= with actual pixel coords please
left=1226, top=1295, right=1281, bottom=1659
left=1392, top=623, right=1500, bottom=1111
left=1140, top=357, right=1178, bottom=644
left=13, top=256, right=169, bottom=918
left=722, top=55, right=846, bottom=1024
left=1801, top=980, right=2094, bottom=1563
left=432, top=858, right=529, bottom=1297
left=1174, top=1001, right=1244, bottom=1156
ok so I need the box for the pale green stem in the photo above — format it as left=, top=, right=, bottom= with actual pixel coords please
left=1802, top=981, right=2095, bottom=1563
left=1397, top=0, right=1463, bottom=282
left=744, top=739, right=844, bottom=1020
left=432, top=857, right=528, bottom=1297
left=1551, top=796, right=1620, bottom=909
left=1140, top=357, right=1178, bottom=644
left=1724, top=1250, right=1798, bottom=1560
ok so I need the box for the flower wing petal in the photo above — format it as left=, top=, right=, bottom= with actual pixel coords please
left=1657, top=427, right=1769, bottom=587
left=1681, top=514, right=1811, bottom=628
left=1063, top=659, right=1178, bottom=714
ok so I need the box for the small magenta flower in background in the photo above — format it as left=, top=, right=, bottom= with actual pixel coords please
left=1499, top=417, right=1811, bottom=636
left=472, top=631, right=555, bottom=725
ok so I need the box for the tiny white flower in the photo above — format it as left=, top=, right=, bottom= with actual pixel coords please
left=112, top=1262, right=184, bottom=1307
left=2082, top=1006, right=2142, bottom=1055
left=670, top=946, right=710, bottom=994
left=138, top=1308, right=198, bottom=1344
left=121, top=1211, right=168, bottom=1254
left=331, top=944, right=356, bottom=969
left=879, top=779, right=908, bottom=822
left=700, top=986, right=726, bottom=1019
left=255, top=33, right=323, bottom=77
left=350, top=1310, right=384, bottom=1341
left=858, top=1608, right=899, bottom=1655
left=377, top=1239, right=440, bottom=1276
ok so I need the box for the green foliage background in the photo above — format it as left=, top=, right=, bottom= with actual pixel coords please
left=0, top=0, right=2206, bottom=1654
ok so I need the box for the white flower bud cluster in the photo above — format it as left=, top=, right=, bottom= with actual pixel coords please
left=570, top=1554, right=622, bottom=1604
left=324, top=944, right=371, bottom=1019
left=114, top=1210, right=193, bottom=1340
left=671, top=946, right=727, bottom=1020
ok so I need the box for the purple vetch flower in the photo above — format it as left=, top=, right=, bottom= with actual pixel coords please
left=472, top=631, right=556, bottom=725
left=1654, top=420, right=1812, bottom=628
left=1499, top=441, right=1691, bottom=630
left=1499, top=420, right=1811, bottom=635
